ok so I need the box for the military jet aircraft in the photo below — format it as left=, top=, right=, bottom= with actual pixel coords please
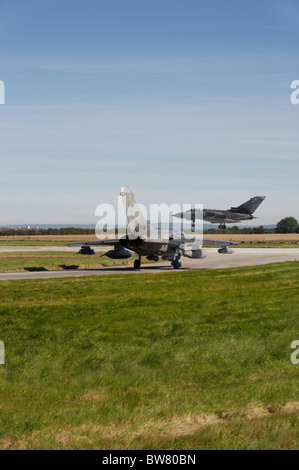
left=69, top=187, right=237, bottom=269
left=174, top=196, right=266, bottom=230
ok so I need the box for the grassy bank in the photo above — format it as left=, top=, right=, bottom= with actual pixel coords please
left=0, top=262, right=299, bottom=449
left=0, top=251, right=136, bottom=272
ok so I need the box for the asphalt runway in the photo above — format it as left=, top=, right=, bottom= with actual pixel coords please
left=0, top=248, right=298, bottom=281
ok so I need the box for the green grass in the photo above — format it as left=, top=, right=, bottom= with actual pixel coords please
left=0, top=262, right=299, bottom=449
left=0, top=251, right=140, bottom=272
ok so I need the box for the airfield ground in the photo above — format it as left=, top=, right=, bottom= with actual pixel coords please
left=0, top=262, right=299, bottom=449
left=0, top=248, right=298, bottom=280
left=0, top=236, right=299, bottom=449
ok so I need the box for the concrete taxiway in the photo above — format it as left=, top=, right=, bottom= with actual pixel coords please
left=0, top=248, right=298, bottom=281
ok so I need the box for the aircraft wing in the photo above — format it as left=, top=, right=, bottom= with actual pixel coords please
left=68, top=238, right=185, bottom=248
left=202, top=238, right=238, bottom=247
left=68, top=239, right=121, bottom=247
left=68, top=237, right=237, bottom=248
left=143, top=238, right=189, bottom=246
left=127, top=236, right=238, bottom=249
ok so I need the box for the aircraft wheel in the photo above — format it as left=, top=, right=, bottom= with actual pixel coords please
left=172, top=260, right=181, bottom=269
left=134, top=259, right=141, bottom=269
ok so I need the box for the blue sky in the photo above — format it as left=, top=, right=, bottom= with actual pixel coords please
left=0, top=0, right=298, bottom=225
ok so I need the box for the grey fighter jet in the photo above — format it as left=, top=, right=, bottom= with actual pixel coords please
left=175, top=196, right=266, bottom=230
left=69, top=187, right=237, bottom=269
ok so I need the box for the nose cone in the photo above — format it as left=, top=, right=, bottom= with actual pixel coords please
left=173, top=212, right=183, bottom=219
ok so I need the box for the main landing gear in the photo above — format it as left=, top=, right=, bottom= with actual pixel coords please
left=171, top=254, right=182, bottom=269
left=134, top=255, right=142, bottom=269
left=218, top=224, right=227, bottom=230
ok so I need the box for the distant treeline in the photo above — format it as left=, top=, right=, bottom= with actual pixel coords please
left=204, top=217, right=299, bottom=234
left=203, top=226, right=271, bottom=235
left=0, top=226, right=276, bottom=236
left=1, top=217, right=298, bottom=236
left=0, top=226, right=270, bottom=236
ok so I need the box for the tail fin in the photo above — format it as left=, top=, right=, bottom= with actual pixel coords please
left=231, top=196, right=266, bottom=215
left=120, top=187, right=148, bottom=237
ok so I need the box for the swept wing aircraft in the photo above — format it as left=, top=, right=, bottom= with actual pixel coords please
left=175, top=196, right=266, bottom=230
left=69, top=187, right=237, bottom=269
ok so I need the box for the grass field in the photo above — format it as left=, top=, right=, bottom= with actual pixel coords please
left=0, top=262, right=299, bottom=449
left=0, top=251, right=140, bottom=272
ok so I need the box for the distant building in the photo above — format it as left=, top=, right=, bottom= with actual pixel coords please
left=17, top=225, right=40, bottom=232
